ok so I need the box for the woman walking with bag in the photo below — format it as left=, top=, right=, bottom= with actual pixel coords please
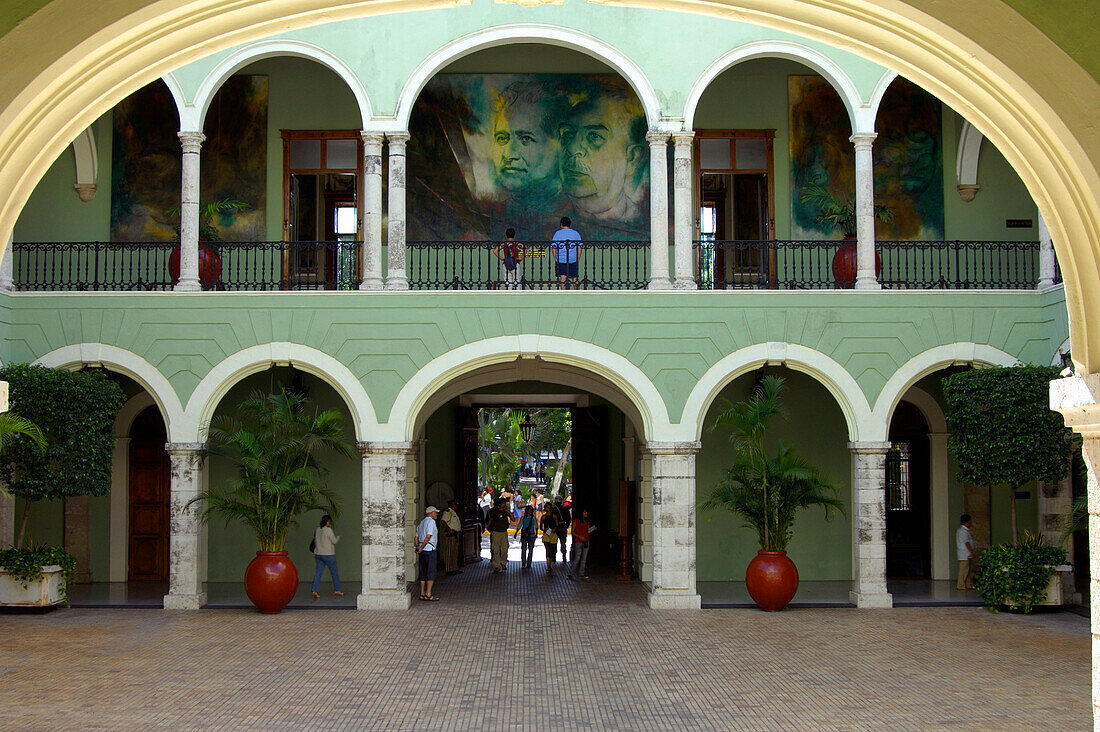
left=518, top=506, right=538, bottom=568
left=540, top=508, right=559, bottom=573
left=310, top=514, right=343, bottom=598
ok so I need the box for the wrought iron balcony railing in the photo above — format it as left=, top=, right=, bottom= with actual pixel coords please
left=7, top=239, right=1049, bottom=292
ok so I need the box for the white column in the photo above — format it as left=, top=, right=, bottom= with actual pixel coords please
left=1050, top=373, right=1100, bottom=728
left=850, top=132, right=880, bottom=291
left=929, top=431, right=951, bottom=580
left=175, top=132, right=205, bottom=292
left=849, top=441, right=893, bottom=607
left=636, top=448, right=653, bottom=583
left=1038, top=214, right=1057, bottom=288
left=163, top=442, right=206, bottom=609
left=0, top=233, right=13, bottom=291
left=358, top=442, right=412, bottom=610
left=671, top=131, right=697, bottom=289
left=646, top=441, right=702, bottom=609
left=385, top=132, right=410, bottom=291
left=646, top=131, right=671, bottom=290
left=359, top=132, right=385, bottom=291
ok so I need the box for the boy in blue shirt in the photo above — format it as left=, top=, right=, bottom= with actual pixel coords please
left=551, top=216, right=583, bottom=289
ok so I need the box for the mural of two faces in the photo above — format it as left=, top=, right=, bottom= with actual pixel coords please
left=408, top=74, right=650, bottom=242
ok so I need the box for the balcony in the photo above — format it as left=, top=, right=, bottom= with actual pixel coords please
left=7, top=239, right=1052, bottom=292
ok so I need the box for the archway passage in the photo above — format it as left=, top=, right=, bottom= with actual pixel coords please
left=127, top=405, right=170, bottom=581
left=885, top=401, right=930, bottom=579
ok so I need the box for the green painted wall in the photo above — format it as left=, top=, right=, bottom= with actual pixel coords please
left=696, top=369, right=853, bottom=580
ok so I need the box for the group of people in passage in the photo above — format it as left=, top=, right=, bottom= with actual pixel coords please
left=486, top=496, right=596, bottom=578
left=492, top=216, right=583, bottom=290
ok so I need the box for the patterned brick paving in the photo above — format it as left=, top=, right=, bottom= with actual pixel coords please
left=0, top=551, right=1090, bottom=732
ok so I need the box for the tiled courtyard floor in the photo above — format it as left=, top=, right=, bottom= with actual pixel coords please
left=0, top=555, right=1091, bottom=731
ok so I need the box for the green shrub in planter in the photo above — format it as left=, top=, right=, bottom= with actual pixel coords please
left=974, top=541, right=1066, bottom=613
left=0, top=543, right=77, bottom=602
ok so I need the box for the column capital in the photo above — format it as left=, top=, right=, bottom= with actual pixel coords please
left=358, top=440, right=415, bottom=457
left=360, top=130, right=385, bottom=148
left=672, top=130, right=695, bottom=148
left=849, top=132, right=878, bottom=148
left=848, top=440, right=892, bottom=454
left=1051, top=373, right=1100, bottom=437
left=177, top=131, right=206, bottom=151
left=646, top=130, right=670, bottom=145
left=644, top=440, right=702, bottom=456
left=165, top=442, right=205, bottom=455
left=386, top=131, right=410, bottom=147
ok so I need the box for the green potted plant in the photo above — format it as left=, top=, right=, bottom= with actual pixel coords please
left=167, top=197, right=247, bottom=288
left=799, top=184, right=893, bottom=287
left=974, top=531, right=1068, bottom=612
left=188, top=387, right=354, bottom=614
left=703, top=375, right=844, bottom=611
left=0, top=365, right=122, bottom=607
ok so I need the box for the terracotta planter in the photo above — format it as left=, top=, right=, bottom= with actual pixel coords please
left=243, top=551, right=298, bottom=614
left=168, top=243, right=222, bottom=290
left=831, top=238, right=881, bottom=289
left=745, top=550, right=799, bottom=611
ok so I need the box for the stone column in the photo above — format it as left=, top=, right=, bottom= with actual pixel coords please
left=636, top=448, right=653, bottom=584
left=1038, top=214, right=1057, bottom=288
left=1050, top=373, right=1100, bottom=728
left=671, top=131, right=697, bottom=289
left=1039, top=475, right=1076, bottom=599
left=175, top=132, right=205, bottom=292
left=646, top=441, right=701, bottom=609
left=359, top=132, right=385, bottom=291
left=163, top=442, right=206, bottom=609
left=63, top=496, right=91, bottom=583
left=848, top=441, right=893, bottom=607
left=928, top=431, right=952, bottom=580
left=385, top=132, right=410, bottom=291
left=646, top=131, right=672, bottom=289
left=0, top=233, right=13, bottom=291
left=358, top=442, right=412, bottom=610
left=849, top=133, right=880, bottom=291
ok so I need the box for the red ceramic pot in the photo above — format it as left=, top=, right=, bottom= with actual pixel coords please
left=243, top=551, right=298, bottom=614
left=168, top=243, right=222, bottom=289
left=832, top=238, right=881, bottom=289
left=745, top=550, right=799, bottom=612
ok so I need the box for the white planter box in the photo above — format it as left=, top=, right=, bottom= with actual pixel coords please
left=0, top=565, right=65, bottom=607
left=1037, top=564, right=1074, bottom=607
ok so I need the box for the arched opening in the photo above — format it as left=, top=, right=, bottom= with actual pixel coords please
left=127, top=404, right=170, bottom=582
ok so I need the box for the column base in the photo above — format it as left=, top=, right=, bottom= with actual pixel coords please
left=648, top=590, right=701, bottom=609
left=849, top=590, right=893, bottom=608
left=672, top=279, right=698, bottom=290
left=853, top=277, right=881, bottom=291
left=647, top=279, right=673, bottom=290
left=173, top=281, right=202, bottom=292
left=357, top=591, right=412, bottom=610
left=163, top=592, right=207, bottom=610
left=383, top=278, right=409, bottom=291
left=359, top=279, right=384, bottom=291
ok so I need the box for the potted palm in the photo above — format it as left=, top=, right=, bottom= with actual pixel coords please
left=168, top=197, right=246, bottom=289
left=799, top=184, right=892, bottom=288
left=188, top=387, right=354, bottom=614
left=703, top=375, right=844, bottom=611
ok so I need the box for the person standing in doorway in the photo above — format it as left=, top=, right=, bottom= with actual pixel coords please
left=416, top=506, right=441, bottom=601
left=551, top=216, right=582, bottom=289
left=518, top=506, right=538, bottom=569
left=310, top=514, right=342, bottom=599
left=487, top=497, right=516, bottom=573
left=956, top=513, right=976, bottom=590
left=551, top=499, right=572, bottom=565
left=441, top=500, right=463, bottom=576
left=568, top=507, right=597, bottom=579
left=493, top=228, right=524, bottom=290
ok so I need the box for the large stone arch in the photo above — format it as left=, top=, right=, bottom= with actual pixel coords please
left=32, top=343, right=186, bottom=442
left=183, top=342, right=378, bottom=442
left=384, top=335, right=671, bottom=443
left=683, top=40, right=866, bottom=131
left=678, top=342, right=874, bottom=443
left=392, top=23, right=662, bottom=131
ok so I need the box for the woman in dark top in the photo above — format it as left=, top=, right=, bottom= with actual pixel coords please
left=518, top=506, right=537, bottom=568
left=540, top=509, right=559, bottom=573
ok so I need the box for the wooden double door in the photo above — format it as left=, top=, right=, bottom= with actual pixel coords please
left=128, top=406, right=170, bottom=581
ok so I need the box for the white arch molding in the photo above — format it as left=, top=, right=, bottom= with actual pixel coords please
left=70, top=127, right=98, bottom=202
left=678, top=342, right=873, bottom=442
left=183, top=342, right=378, bottom=442
left=386, top=335, right=671, bottom=443
left=684, top=40, right=867, bottom=132
left=392, top=24, right=662, bottom=131
left=956, top=121, right=984, bottom=201
left=32, top=344, right=187, bottom=442
left=189, top=40, right=374, bottom=130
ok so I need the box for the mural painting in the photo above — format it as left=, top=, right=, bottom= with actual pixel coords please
left=408, top=74, right=650, bottom=242
left=111, top=77, right=268, bottom=242
left=789, top=75, right=943, bottom=240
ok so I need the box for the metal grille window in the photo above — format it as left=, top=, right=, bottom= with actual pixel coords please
left=885, top=442, right=912, bottom=511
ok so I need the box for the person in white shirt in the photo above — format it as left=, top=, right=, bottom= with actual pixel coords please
left=416, top=506, right=441, bottom=601
left=310, top=514, right=342, bottom=599
left=956, top=513, right=976, bottom=590
left=477, top=489, right=493, bottom=529
left=440, top=500, right=463, bottom=576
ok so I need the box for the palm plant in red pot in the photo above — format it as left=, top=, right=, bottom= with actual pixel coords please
left=704, top=375, right=844, bottom=611
left=189, top=387, right=354, bottom=613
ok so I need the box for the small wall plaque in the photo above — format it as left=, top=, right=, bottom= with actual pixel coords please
left=1006, top=219, right=1034, bottom=228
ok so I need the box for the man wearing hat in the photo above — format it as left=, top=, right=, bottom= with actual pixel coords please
left=415, top=506, right=441, bottom=601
